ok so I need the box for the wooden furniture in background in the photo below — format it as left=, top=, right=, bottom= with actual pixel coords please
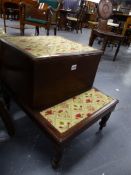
left=125, top=25, right=131, bottom=46
left=19, top=2, right=51, bottom=35
left=89, top=29, right=124, bottom=61
left=2, top=0, right=20, bottom=33
left=2, top=0, right=38, bottom=34
left=86, top=1, right=98, bottom=29
left=57, top=8, right=70, bottom=30
left=122, top=15, right=131, bottom=36
left=112, top=12, right=131, bottom=35
left=87, top=13, right=98, bottom=29
left=38, top=0, right=63, bottom=35
left=48, top=0, right=63, bottom=35
left=86, top=0, right=97, bottom=14
left=0, top=0, right=2, bottom=18
left=89, top=0, right=124, bottom=61
left=66, top=4, right=87, bottom=33
left=38, top=0, right=59, bottom=9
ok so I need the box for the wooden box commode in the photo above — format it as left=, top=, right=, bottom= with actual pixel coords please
left=0, top=36, right=102, bottom=109
left=0, top=35, right=118, bottom=169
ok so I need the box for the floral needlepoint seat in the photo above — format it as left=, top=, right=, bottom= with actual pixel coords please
left=3, top=36, right=97, bottom=57
left=40, top=88, right=114, bottom=134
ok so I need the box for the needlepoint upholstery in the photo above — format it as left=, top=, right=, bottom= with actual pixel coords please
left=40, top=88, right=113, bottom=133
left=3, top=36, right=97, bottom=57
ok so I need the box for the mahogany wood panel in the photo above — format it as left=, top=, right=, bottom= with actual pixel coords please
left=0, top=38, right=102, bottom=109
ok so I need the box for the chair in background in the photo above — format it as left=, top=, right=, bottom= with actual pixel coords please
left=86, top=1, right=98, bottom=29
left=2, top=0, right=20, bottom=33
left=125, top=24, right=131, bottom=46
left=48, top=0, right=63, bottom=35
left=0, top=0, right=2, bottom=18
left=38, top=0, right=63, bottom=35
left=89, top=0, right=124, bottom=61
left=38, top=0, right=58, bottom=9
left=66, top=4, right=87, bottom=33
left=19, top=1, right=52, bottom=35
left=87, top=14, right=98, bottom=29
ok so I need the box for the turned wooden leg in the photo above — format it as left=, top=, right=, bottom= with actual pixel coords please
left=54, top=27, right=57, bottom=36
left=20, top=29, right=23, bottom=36
left=35, top=26, right=39, bottom=36
left=113, top=40, right=121, bottom=61
left=0, top=100, right=15, bottom=137
left=47, top=28, right=49, bottom=36
left=51, top=143, right=64, bottom=169
left=89, top=30, right=96, bottom=47
left=101, top=37, right=108, bottom=52
left=99, top=112, right=111, bottom=131
left=20, top=25, right=25, bottom=36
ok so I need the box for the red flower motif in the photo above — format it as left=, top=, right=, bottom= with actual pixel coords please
left=75, top=113, right=81, bottom=118
left=86, top=99, right=92, bottom=103
left=25, top=48, right=32, bottom=50
left=46, top=110, right=53, bottom=115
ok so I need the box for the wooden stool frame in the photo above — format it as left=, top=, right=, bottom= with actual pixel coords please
left=2, top=82, right=118, bottom=169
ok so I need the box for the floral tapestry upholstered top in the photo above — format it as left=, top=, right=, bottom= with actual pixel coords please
left=40, top=88, right=113, bottom=133
left=3, top=36, right=97, bottom=58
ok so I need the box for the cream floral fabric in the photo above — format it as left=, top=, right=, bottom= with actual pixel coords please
left=3, top=36, right=97, bottom=57
left=40, top=88, right=113, bottom=133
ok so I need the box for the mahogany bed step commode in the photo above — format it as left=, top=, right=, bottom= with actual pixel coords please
left=0, top=35, right=118, bottom=168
